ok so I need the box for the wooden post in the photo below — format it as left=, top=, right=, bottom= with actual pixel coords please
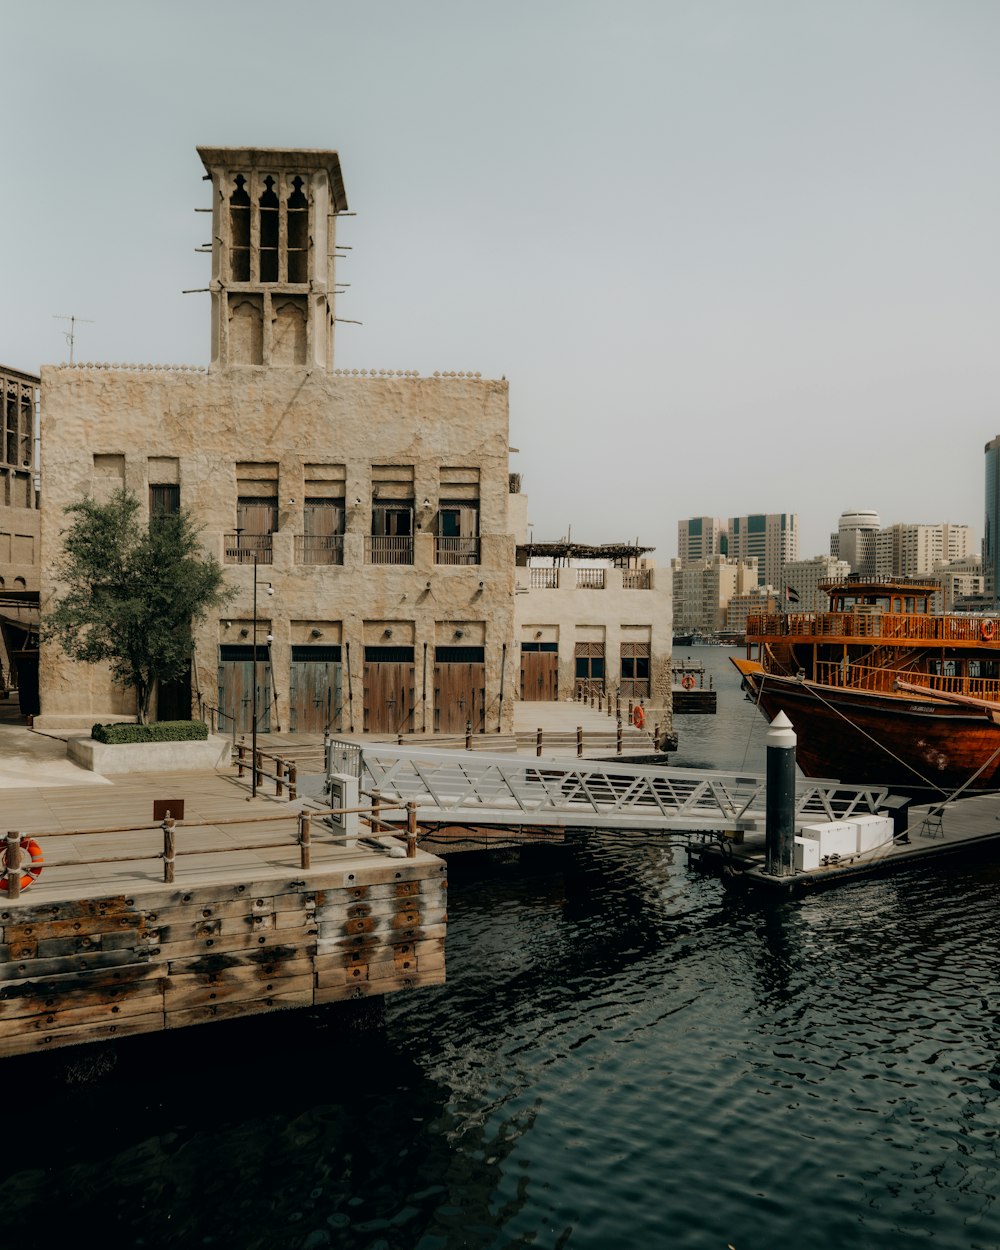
left=275, top=756, right=285, bottom=798
left=577, top=726, right=583, bottom=757
left=654, top=721, right=660, bottom=750
left=406, top=801, right=418, bottom=858
left=254, top=747, right=263, bottom=792
left=598, top=692, right=603, bottom=711
left=236, top=736, right=246, bottom=777
left=628, top=699, right=634, bottom=725
left=162, top=816, right=176, bottom=883
left=536, top=728, right=543, bottom=757
left=5, top=832, right=21, bottom=899
left=299, top=811, right=312, bottom=870
left=287, top=762, right=297, bottom=801
left=590, top=692, right=595, bottom=709
left=397, top=732, right=403, bottom=746
left=617, top=718, right=623, bottom=755
left=465, top=720, right=472, bottom=751
left=371, top=787, right=381, bottom=834
left=607, top=694, right=613, bottom=718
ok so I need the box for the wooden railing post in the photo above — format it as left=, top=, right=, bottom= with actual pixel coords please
left=577, top=726, right=583, bottom=757
left=5, top=832, right=21, bottom=899
left=254, top=748, right=264, bottom=792
left=236, top=736, right=246, bottom=778
left=371, top=788, right=381, bottom=834
left=628, top=699, right=634, bottom=725
left=465, top=720, right=472, bottom=751
left=653, top=721, right=660, bottom=750
left=299, top=811, right=312, bottom=869
left=406, top=801, right=418, bottom=858
left=275, top=756, right=285, bottom=798
left=536, top=728, right=543, bottom=757
left=287, top=762, right=297, bottom=801
left=617, top=718, right=623, bottom=755
left=162, top=817, right=176, bottom=883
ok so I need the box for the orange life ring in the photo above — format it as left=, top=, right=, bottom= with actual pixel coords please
left=632, top=705, right=645, bottom=729
left=1, top=837, right=43, bottom=893
left=982, top=619, right=996, bottom=641
left=681, top=674, right=696, bottom=690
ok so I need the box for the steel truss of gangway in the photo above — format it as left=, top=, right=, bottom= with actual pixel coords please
left=325, top=741, right=892, bottom=834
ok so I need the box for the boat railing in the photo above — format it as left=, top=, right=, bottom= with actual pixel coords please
left=813, top=662, right=1000, bottom=699
left=748, top=611, right=995, bottom=644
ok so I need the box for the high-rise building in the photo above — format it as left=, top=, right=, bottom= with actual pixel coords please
left=985, top=436, right=1000, bottom=605
left=831, top=510, right=880, bottom=576
left=671, top=554, right=758, bottom=636
left=874, top=523, right=973, bottom=580
left=676, top=516, right=725, bottom=565
left=726, top=513, right=798, bottom=590
left=782, top=555, right=851, bottom=613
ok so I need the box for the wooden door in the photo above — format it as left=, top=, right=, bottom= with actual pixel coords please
left=218, top=645, right=271, bottom=734
left=364, top=646, right=415, bottom=733
left=434, top=647, right=486, bottom=732
left=520, top=647, right=559, bottom=701
left=289, top=646, right=342, bottom=732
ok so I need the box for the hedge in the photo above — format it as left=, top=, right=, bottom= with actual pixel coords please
left=91, top=720, right=210, bottom=744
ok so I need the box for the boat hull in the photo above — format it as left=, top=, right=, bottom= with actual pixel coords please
left=732, top=659, right=1000, bottom=796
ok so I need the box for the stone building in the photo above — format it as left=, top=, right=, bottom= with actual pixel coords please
left=513, top=541, right=670, bottom=707
left=36, top=147, right=516, bottom=734
left=0, top=364, right=40, bottom=706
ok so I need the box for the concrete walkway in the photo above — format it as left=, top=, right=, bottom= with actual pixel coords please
left=0, top=693, right=662, bottom=793
left=0, top=696, right=111, bottom=788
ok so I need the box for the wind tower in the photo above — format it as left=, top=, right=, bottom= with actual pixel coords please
left=197, top=147, right=348, bottom=371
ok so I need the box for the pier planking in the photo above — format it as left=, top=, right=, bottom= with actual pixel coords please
left=0, top=773, right=448, bottom=1059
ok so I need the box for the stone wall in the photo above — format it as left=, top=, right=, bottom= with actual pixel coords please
left=37, top=365, right=515, bottom=733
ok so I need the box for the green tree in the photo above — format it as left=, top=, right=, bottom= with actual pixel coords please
left=46, top=488, right=234, bottom=724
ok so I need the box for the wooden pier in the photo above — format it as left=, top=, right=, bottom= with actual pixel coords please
left=671, top=660, right=717, bottom=714
left=0, top=772, right=446, bottom=1059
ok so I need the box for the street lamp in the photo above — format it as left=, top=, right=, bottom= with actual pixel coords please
left=251, top=558, right=274, bottom=798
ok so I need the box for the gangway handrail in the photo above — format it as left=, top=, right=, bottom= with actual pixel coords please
left=325, top=740, right=893, bottom=832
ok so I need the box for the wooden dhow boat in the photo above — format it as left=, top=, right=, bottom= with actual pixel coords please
left=732, top=577, right=1000, bottom=797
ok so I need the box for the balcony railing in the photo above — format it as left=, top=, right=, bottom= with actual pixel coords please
left=530, top=568, right=559, bottom=589
left=366, top=535, right=414, bottom=565
left=623, top=570, right=651, bottom=590
left=295, top=534, right=345, bottom=565
left=225, top=534, right=273, bottom=564
left=575, top=569, right=606, bottom=590
left=435, top=536, right=480, bottom=565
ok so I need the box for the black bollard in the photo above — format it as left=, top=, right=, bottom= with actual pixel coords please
left=765, top=711, right=797, bottom=876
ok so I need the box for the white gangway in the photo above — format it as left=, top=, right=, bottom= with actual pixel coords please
left=325, top=741, right=895, bottom=835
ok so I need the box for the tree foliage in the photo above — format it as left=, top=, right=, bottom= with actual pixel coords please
left=46, top=489, right=234, bottom=723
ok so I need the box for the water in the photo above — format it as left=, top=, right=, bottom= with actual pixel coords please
left=4, top=654, right=1000, bottom=1249
left=669, top=645, right=770, bottom=772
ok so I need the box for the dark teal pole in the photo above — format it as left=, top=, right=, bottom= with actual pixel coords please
left=765, top=711, right=797, bottom=876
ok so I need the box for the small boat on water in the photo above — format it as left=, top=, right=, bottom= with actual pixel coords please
left=732, top=577, right=1000, bottom=797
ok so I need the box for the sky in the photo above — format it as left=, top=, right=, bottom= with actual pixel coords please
left=3, top=0, right=999, bottom=561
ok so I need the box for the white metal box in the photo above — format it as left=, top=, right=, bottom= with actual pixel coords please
left=853, top=813, right=894, bottom=853
left=799, top=820, right=857, bottom=859
left=794, top=836, right=821, bottom=872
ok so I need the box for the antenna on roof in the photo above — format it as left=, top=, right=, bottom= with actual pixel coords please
left=54, top=314, right=94, bottom=365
